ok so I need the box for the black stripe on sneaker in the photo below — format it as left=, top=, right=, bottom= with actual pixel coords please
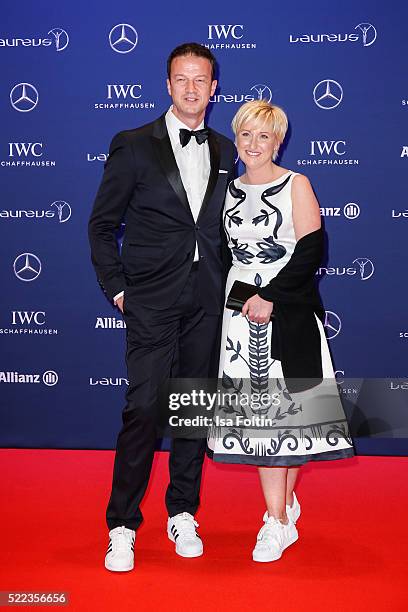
left=174, top=534, right=179, bottom=540
left=171, top=525, right=177, bottom=535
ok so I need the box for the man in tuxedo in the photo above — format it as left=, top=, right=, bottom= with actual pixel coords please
left=89, top=42, right=235, bottom=571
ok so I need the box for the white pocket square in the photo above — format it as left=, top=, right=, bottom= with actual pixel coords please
left=219, top=169, right=228, bottom=174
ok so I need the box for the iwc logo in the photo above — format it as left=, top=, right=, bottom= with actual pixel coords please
left=93, top=83, right=155, bottom=111
left=298, top=140, right=359, bottom=166
left=205, top=24, right=256, bottom=50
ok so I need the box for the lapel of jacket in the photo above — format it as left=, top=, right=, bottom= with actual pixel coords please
left=151, top=114, right=191, bottom=215
left=198, top=129, right=220, bottom=221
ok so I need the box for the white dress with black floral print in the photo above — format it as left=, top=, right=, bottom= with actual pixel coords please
left=207, top=172, right=354, bottom=466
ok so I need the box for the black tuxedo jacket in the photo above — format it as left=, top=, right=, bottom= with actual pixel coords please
left=88, top=114, right=236, bottom=315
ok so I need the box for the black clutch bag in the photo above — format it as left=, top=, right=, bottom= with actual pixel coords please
left=226, top=281, right=274, bottom=319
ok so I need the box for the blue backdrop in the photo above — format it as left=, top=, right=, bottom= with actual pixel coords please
left=1, top=0, right=407, bottom=454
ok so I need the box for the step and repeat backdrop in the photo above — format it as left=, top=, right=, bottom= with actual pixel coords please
left=1, top=0, right=407, bottom=453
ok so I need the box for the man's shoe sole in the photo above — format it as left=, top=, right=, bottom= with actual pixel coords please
left=104, top=559, right=134, bottom=572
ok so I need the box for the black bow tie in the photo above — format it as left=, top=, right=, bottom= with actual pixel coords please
left=179, top=128, right=209, bottom=147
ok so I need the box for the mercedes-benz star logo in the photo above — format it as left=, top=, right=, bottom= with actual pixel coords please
left=352, top=257, right=374, bottom=281
left=48, top=28, right=70, bottom=51
left=10, top=83, right=39, bottom=112
left=355, top=23, right=377, bottom=47
left=250, top=84, right=272, bottom=103
left=13, top=253, right=42, bottom=282
left=109, top=24, right=138, bottom=53
left=50, top=200, right=72, bottom=223
left=324, top=310, right=342, bottom=340
left=313, top=79, right=343, bottom=110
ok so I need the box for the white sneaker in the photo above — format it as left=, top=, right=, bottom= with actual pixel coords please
left=286, top=492, right=301, bottom=524
left=167, top=512, right=203, bottom=558
left=252, top=513, right=298, bottom=562
left=105, top=526, right=135, bottom=572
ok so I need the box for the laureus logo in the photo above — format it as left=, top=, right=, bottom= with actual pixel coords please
left=352, top=258, right=374, bottom=280
left=50, top=201, right=71, bottom=223
left=317, top=257, right=374, bottom=280
left=354, top=23, right=377, bottom=47
left=250, top=84, right=272, bottom=103
left=210, top=83, right=272, bottom=105
left=47, top=28, right=69, bottom=51
left=0, top=28, right=69, bottom=51
left=289, top=22, right=377, bottom=47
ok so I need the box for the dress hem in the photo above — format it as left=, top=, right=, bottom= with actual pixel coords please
left=206, top=446, right=355, bottom=467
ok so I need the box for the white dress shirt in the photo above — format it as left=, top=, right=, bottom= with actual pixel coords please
left=114, top=106, right=211, bottom=304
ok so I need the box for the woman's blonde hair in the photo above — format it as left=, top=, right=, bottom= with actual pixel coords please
left=231, top=100, right=288, bottom=160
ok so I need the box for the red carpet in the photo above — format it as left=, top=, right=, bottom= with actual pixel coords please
left=1, top=450, right=406, bottom=611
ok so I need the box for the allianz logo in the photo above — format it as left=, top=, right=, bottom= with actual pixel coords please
left=317, top=258, right=374, bottom=281
left=95, top=317, right=126, bottom=329
left=0, top=370, right=58, bottom=385
left=89, top=377, right=128, bottom=386
left=320, top=203, right=360, bottom=219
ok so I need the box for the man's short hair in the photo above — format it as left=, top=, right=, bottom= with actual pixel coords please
left=167, top=43, right=217, bottom=81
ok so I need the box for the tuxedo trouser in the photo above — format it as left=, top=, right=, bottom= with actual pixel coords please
left=106, top=267, right=220, bottom=531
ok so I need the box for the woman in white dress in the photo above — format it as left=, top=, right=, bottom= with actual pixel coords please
left=207, top=100, right=354, bottom=562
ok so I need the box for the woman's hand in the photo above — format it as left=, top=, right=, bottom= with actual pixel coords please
left=242, top=294, right=273, bottom=324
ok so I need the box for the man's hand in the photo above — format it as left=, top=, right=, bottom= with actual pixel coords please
left=115, top=296, right=124, bottom=313
left=242, top=294, right=273, bottom=324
